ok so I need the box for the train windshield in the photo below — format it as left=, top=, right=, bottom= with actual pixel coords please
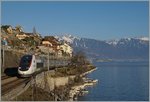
left=19, top=55, right=32, bottom=70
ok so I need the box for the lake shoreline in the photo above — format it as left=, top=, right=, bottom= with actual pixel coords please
left=69, top=67, right=98, bottom=101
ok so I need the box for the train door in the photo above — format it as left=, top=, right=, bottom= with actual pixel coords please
left=30, top=55, right=36, bottom=74
left=33, top=59, right=36, bottom=72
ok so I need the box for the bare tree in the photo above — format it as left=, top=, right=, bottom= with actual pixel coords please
left=70, top=51, right=90, bottom=73
left=15, top=25, right=23, bottom=32
left=71, top=51, right=87, bottom=66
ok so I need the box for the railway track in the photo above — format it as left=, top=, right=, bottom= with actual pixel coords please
left=1, top=75, right=12, bottom=80
left=1, top=78, right=31, bottom=96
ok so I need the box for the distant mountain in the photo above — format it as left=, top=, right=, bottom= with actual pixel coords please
left=55, top=35, right=149, bottom=61
left=55, top=34, right=80, bottom=44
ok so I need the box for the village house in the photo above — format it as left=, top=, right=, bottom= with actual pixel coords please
left=16, top=32, right=29, bottom=40
left=56, top=49, right=63, bottom=57
left=60, top=43, right=73, bottom=57
left=15, top=25, right=23, bottom=33
left=1, top=25, right=13, bottom=34
left=42, top=40, right=53, bottom=47
left=42, top=36, right=60, bottom=50
left=40, top=36, right=61, bottom=55
left=41, top=36, right=73, bottom=57
left=6, top=26, right=13, bottom=34
left=16, top=32, right=35, bottom=40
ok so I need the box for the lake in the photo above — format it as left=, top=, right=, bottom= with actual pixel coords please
left=78, top=61, right=149, bottom=101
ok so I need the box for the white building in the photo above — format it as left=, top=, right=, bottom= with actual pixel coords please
left=16, top=33, right=29, bottom=40
left=42, top=41, right=53, bottom=47
left=7, top=26, right=13, bottom=34
left=60, top=43, right=73, bottom=57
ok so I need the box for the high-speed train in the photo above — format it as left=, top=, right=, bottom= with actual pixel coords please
left=18, top=54, right=70, bottom=77
left=18, top=55, right=47, bottom=77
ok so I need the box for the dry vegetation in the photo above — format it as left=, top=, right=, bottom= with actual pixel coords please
left=52, top=51, right=96, bottom=77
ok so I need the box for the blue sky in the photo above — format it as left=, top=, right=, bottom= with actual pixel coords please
left=1, top=1, right=149, bottom=40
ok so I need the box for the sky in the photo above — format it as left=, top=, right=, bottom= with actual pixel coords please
left=1, top=1, right=149, bottom=40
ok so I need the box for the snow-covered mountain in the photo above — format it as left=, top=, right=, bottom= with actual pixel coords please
left=55, top=34, right=80, bottom=44
left=55, top=35, right=149, bottom=60
left=134, top=37, right=149, bottom=41
left=106, top=37, right=149, bottom=46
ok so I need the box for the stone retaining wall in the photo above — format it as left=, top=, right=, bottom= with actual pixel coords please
left=35, top=71, right=76, bottom=91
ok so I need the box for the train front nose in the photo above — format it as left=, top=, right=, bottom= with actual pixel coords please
left=18, top=67, right=31, bottom=77
left=18, top=67, right=21, bottom=70
left=18, top=55, right=33, bottom=77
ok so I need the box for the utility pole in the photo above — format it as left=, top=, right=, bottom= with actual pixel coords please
left=2, top=37, right=7, bottom=73
left=47, top=44, right=50, bottom=71
left=54, top=78, right=57, bottom=101
left=54, top=67, right=57, bottom=101
left=2, top=45, right=4, bottom=73
left=31, top=76, right=34, bottom=101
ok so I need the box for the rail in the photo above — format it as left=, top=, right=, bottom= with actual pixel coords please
left=1, top=75, right=12, bottom=80
left=1, top=78, right=31, bottom=96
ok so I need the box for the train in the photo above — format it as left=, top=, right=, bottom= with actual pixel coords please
left=18, top=55, right=47, bottom=77
left=18, top=54, right=70, bottom=77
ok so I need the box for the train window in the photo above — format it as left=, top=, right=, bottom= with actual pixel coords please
left=19, top=55, right=32, bottom=70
